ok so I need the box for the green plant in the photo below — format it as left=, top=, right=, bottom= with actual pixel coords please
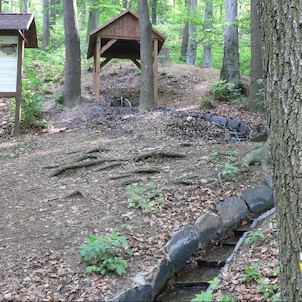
left=211, top=80, right=242, bottom=102
left=200, top=96, right=215, bottom=109
left=245, top=230, right=265, bottom=246
left=221, top=164, right=240, bottom=177
left=226, top=150, right=239, bottom=162
left=242, top=263, right=263, bottom=283
left=191, top=291, right=214, bottom=302
left=80, top=231, right=132, bottom=276
left=210, top=151, right=221, bottom=162
left=126, top=181, right=165, bottom=214
left=259, top=280, right=280, bottom=299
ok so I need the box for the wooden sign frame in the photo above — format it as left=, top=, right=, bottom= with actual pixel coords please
left=0, top=34, right=24, bottom=135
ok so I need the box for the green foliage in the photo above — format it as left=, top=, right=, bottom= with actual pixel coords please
left=211, top=80, right=242, bottom=102
left=245, top=230, right=265, bottom=246
left=199, top=96, right=214, bottom=109
left=226, top=150, right=239, bottom=162
left=221, top=164, right=240, bottom=177
left=191, top=291, right=214, bottom=302
left=259, top=280, right=280, bottom=299
left=210, top=151, right=220, bottom=162
left=80, top=231, right=132, bottom=276
left=209, top=277, right=220, bottom=290
left=126, top=182, right=165, bottom=214
left=242, top=263, right=263, bottom=283
left=219, top=297, right=238, bottom=302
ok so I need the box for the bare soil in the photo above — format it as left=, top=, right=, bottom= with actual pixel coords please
left=0, top=62, right=269, bottom=301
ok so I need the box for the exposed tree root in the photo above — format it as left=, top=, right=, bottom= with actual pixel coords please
left=135, top=151, right=186, bottom=161
left=92, top=162, right=123, bottom=172
left=49, top=158, right=124, bottom=177
left=240, top=139, right=271, bottom=171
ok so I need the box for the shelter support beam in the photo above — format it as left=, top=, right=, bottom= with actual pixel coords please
left=153, top=39, right=159, bottom=102
left=94, top=35, right=101, bottom=103
left=131, top=59, right=141, bottom=69
left=100, top=58, right=112, bottom=69
left=101, top=39, right=118, bottom=55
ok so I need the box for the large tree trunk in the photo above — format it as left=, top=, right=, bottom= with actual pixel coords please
left=43, top=0, right=50, bottom=50
left=181, top=22, right=189, bottom=60
left=261, top=0, right=302, bottom=300
left=138, top=0, right=156, bottom=111
left=186, top=0, right=198, bottom=65
left=63, top=0, right=81, bottom=108
left=220, top=0, right=240, bottom=86
left=87, top=9, right=100, bottom=42
left=50, top=0, right=59, bottom=27
left=203, top=1, right=213, bottom=68
left=249, top=0, right=264, bottom=111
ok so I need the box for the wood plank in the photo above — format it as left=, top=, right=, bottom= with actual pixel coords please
left=153, top=39, right=159, bottom=102
left=14, top=36, right=24, bottom=136
left=131, top=59, right=141, bottom=69
left=95, top=35, right=101, bottom=103
left=100, top=58, right=112, bottom=69
left=101, top=39, right=118, bottom=55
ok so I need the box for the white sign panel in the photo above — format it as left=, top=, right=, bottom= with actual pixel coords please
left=0, top=36, right=19, bottom=93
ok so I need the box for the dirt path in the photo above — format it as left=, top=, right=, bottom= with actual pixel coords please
left=0, top=64, right=268, bottom=301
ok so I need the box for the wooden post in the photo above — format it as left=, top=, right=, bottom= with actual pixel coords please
left=14, top=36, right=24, bottom=136
left=153, top=39, right=158, bottom=102
left=95, top=35, right=101, bottom=103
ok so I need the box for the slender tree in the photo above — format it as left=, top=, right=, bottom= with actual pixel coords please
left=138, top=0, right=156, bottom=111
left=249, top=0, right=264, bottom=110
left=186, top=0, right=198, bottom=65
left=151, top=0, right=157, bottom=24
left=220, top=0, right=240, bottom=86
left=261, top=0, right=302, bottom=300
left=24, top=0, right=29, bottom=12
left=63, top=0, right=82, bottom=108
left=43, top=0, right=50, bottom=50
left=203, top=0, right=213, bottom=67
left=87, top=8, right=100, bottom=42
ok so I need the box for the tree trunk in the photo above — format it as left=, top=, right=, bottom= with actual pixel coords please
left=181, top=22, right=189, bottom=60
left=138, top=0, right=156, bottom=111
left=151, top=0, right=157, bottom=25
left=50, top=0, right=59, bottom=27
left=220, top=0, right=240, bottom=86
left=186, top=0, right=198, bottom=65
left=43, top=0, right=50, bottom=50
left=87, top=9, right=100, bottom=42
left=63, top=0, right=82, bottom=108
left=24, top=0, right=29, bottom=12
left=249, top=0, right=264, bottom=111
left=203, top=1, right=213, bottom=68
left=261, top=0, right=302, bottom=300
left=0, top=1, right=2, bottom=12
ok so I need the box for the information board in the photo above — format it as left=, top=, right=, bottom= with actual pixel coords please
left=0, top=36, right=19, bottom=93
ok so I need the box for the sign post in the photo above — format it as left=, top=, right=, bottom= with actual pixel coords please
left=0, top=13, right=38, bottom=136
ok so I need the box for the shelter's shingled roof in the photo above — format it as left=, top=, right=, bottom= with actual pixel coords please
left=0, top=13, right=38, bottom=48
left=87, top=9, right=165, bottom=59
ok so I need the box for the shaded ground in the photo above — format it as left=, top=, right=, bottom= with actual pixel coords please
left=0, top=62, right=271, bottom=301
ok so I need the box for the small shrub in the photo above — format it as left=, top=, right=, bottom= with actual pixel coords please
left=126, top=181, right=165, bottom=214
left=200, top=96, right=215, bottom=109
left=242, top=263, right=262, bottom=283
left=191, top=291, right=214, bottom=302
left=245, top=230, right=265, bottom=246
left=80, top=231, right=132, bottom=276
left=221, top=164, right=240, bottom=177
left=211, top=80, right=242, bottom=102
left=210, top=151, right=220, bottom=162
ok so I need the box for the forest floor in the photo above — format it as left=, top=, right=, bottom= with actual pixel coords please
left=0, top=62, right=278, bottom=301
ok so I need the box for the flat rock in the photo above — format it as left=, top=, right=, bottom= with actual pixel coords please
left=108, top=284, right=153, bottom=302
left=227, top=119, right=240, bottom=130
left=216, top=196, right=250, bottom=229
left=165, top=226, right=199, bottom=271
left=265, top=176, right=273, bottom=189
left=195, top=213, right=226, bottom=248
left=242, top=186, right=274, bottom=213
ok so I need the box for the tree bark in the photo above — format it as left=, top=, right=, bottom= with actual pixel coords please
left=87, top=9, right=100, bottom=42
left=220, top=0, right=240, bottom=86
left=186, top=0, right=198, bottom=65
left=24, top=0, right=29, bottom=12
left=203, top=1, right=213, bottom=68
left=151, top=0, right=157, bottom=25
left=249, top=0, right=264, bottom=111
left=181, top=22, right=189, bottom=60
left=138, top=0, right=156, bottom=111
left=50, top=0, right=59, bottom=27
left=261, top=0, right=302, bottom=300
left=43, top=0, right=50, bottom=50
left=0, top=1, right=2, bottom=12
left=63, top=0, right=82, bottom=108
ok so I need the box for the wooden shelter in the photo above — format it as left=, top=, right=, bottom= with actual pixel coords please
left=0, top=13, right=38, bottom=135
left=87, top=9, right=165, bottom=102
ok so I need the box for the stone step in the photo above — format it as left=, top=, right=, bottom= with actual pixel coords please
left=197, top=245, right=234, bottom=268
left=223, top=233, right=243, bottom=246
